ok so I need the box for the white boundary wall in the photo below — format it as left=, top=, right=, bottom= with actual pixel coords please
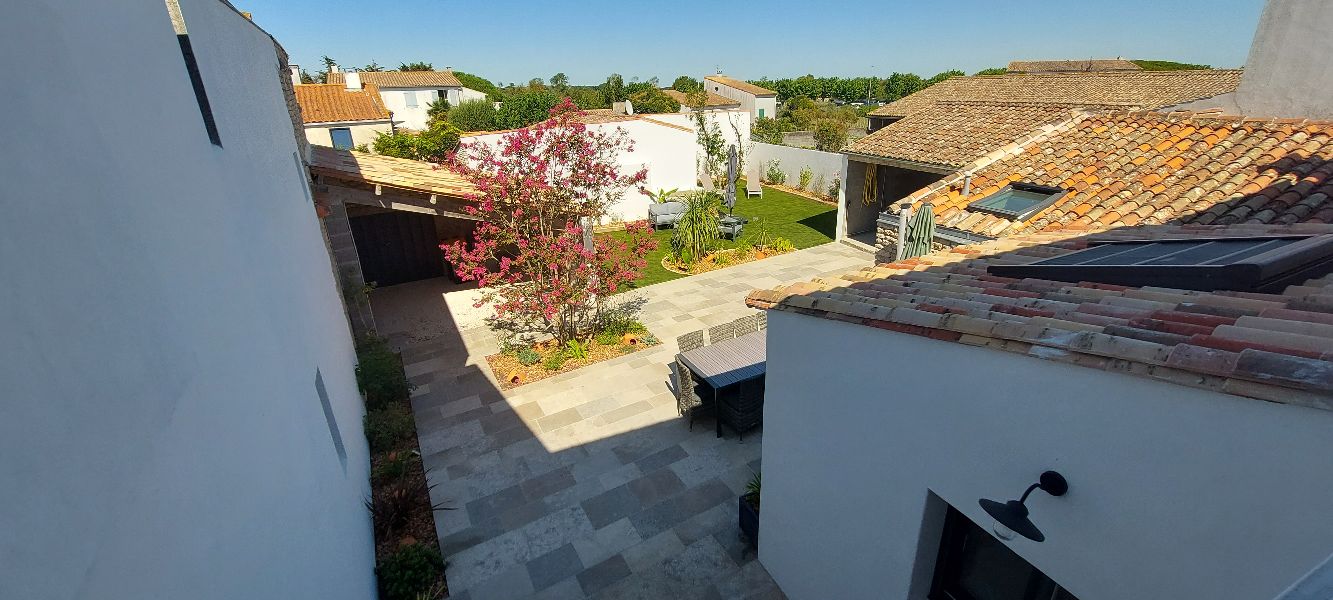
left=749, top=142, right=846, bottom=194
left=1, top=2, right=376, bottom=598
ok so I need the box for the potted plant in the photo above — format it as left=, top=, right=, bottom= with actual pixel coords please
left=739, top=472, right=760, bottom=546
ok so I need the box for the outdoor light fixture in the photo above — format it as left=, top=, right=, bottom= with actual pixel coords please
left=978, top=471, right=1069, bottom=543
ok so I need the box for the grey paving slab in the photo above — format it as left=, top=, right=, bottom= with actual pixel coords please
left=372, top=243, right=863, bottom=597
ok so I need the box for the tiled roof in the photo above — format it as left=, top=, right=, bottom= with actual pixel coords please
left=869, top=70, right=1241, bottom=118
left=661, top=89, right=741, bottom=109
left=308, top=146, right=475, bottom=198
left=328, top=70, right=463, bottom=88
left=847, top=101, right=1112, bottom=168
left=293, top=83, right=391, bottom=124
left=704, top=75, right=776, bottom=97
left=747, top=224, right=1333, bottom=409
left=900, top=111, right=1333, bottom=237
left=1008, top=59, right=1141, bottom=73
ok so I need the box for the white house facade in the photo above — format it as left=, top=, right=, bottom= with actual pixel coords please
left=1, top=1, right=376, bottom=598
left=705, top=74, right=779, bottom=121
left=292, top=72, right=393, bottom=149
left=330, top=69, right=488, bottom=130
left=747, top=223, right=1333, bottom=600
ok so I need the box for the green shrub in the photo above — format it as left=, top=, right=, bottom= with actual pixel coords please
left=597, top=317, right=648, bottom=344
left=670, top=192, right=721, bottom=264
left=641, top=333, right=659, bottom=346
left=813, top=119, right=848, bottom=152
left=496, top=89, right=560, bottom=129
left=594, top=330, right=619, bottom=346
left=798, top=166, right=814, bottom=190
left=376, top=543, right=445, bottom=600
left=763, top=159, right=786, bottom=185
left=371, top=124, right=460, bottom=162
left=426, top=97, right=450, bottom=128
left=542, top=350, right=568, bottom=371
left=356, top=336, right=413, bottom=408
left=767, top=237, right=795, bottom=253
left=628, top=88, right=681, bottom=114
left=371, top=450, right=416, bottom=484
left=516, top=347, right=541, bottom=366
left=364, top=404, right=415, bottom=454
left=827, top=177, right=841, bottom=199
left=447, top=99, right=498, bottom=132
left=565, top=339, right=588, bottom=360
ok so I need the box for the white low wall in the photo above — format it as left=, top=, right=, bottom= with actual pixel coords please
left=750, top=142, right=846, bottom=195
left=760, top=310, right=1333, bottom=600
left=462, top=118, right=697, bottom=223
left=1, top=1, right=375, bottom=598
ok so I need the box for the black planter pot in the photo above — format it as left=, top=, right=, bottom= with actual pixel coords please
left=739, top=493, right=759, bottom=546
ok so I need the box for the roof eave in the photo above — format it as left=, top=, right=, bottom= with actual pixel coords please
left=843, top=150, right=958, bottom=174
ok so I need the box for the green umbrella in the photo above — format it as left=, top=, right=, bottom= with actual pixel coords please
left=902, top=202, right=935, bottom=259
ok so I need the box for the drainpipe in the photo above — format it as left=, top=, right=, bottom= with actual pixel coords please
left=895, top=200, right=913, bottom=261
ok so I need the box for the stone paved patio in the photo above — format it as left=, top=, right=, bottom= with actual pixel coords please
left=375, top=243, right=871, bottom=600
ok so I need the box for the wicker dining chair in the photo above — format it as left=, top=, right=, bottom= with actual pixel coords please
left=677, top=330, right=705, bottom=353
left=732, top=314, right=760, bottom=335
left=756, top=311, right=767, bottom=330
left=707, top=322, right=735, bottom=344
left=673, top=359, right=710, bottom=429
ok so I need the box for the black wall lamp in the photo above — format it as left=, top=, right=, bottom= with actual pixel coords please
left=978, top=471, right=1069, bottom=543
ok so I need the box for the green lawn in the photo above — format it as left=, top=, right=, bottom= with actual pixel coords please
left=608, top=182, right=837, bottom=288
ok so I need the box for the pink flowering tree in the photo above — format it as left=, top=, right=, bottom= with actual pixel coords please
left=441, top=98, right=657, bottom=344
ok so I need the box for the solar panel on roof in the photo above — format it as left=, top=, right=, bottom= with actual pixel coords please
left=987, top=235, right=1333, bottom=292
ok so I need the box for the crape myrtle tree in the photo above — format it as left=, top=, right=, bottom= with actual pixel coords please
left=442, top=99, right=657, bottom=344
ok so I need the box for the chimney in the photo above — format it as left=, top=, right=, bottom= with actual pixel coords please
left=288, top=64, right=301, bottom=86
left=343, top=70, right=361, bottom=90
left=1232, top=0, right=1333, bottom=119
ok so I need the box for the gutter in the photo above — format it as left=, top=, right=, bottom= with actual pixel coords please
left=843, top=151, right=958, bottom=175
left=876, top=213, right=995, bottom=245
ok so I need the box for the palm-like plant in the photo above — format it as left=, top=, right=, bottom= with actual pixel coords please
left=670, top=192, right=721, bottom=264
left=647, top=187, right=680, bottom=204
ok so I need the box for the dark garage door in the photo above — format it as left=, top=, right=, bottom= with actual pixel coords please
left=349, top=211, right=444, bottom=287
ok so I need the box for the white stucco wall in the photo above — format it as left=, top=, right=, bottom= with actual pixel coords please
left=1232, top=0, right=1333, bottom=119
left=760, top=310, right=1333, bottom=600
left=376, top=85, right=460, bottom=130
left=462, top=119, right=697, bottom=222
left=649, top=109, right=752, bottom=148
left=304, top=120, right=393, bottom=149
left=750, top=142, right=845, bottom=193
left=0, top=2, right=376, bottom=599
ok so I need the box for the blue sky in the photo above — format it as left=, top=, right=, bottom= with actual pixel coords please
left=242, top=0, right=1264, bottom=86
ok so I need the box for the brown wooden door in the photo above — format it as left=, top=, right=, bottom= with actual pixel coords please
left=348, top=211, right=444, bottom=287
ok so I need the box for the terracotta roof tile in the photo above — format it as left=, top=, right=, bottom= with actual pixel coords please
left=902, top=112, right=1333, bottom=237
left=328, top=70, right=463, bottom=88
left=1008, top=59, right=1142, bottom=73
left=703, top=75, right=776, bottom=97
left=661, top=89, right=740, bottom=109
left=870, top=69, right=1241, bottom=118
left=747, top=224, right=1333, bottom=407
left=293, top=84, right=391, bottom=124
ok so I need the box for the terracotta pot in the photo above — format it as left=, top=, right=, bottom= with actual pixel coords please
left=622, top=333, right=639, bottom=345
left=754, top=252, right=767, bottom=260
left=506, top=370, right=521, bottom=384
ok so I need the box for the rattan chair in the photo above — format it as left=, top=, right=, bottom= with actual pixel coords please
left=732, top=314, right=759, bottom=335
left=677, top=330, right=705, bottom=353
left=719, top=376, right=765, bottom=441
left=757, top=311, right=767, bottom=330
left=673, top=359, right=711, bottom=430
left=707, top=322, right=735, bottom=344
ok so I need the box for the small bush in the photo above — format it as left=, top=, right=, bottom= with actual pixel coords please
left=356, top=336, right=413, bottom=408
left=768, top=237, right=795, bottom=253
left=827, top=177, right=841, bottom=199
left=447, top=99, right=498, bottom=132
left=542, top=350, right=568, bottom=371
left=594, top=329, right=620, bottom=346
left=813, top=119, right=848, bottom=152
left=763, top=159, right=786, bottom=185
left=371, top=450, right=416, bottom=484
left=641, top=333, right=659, bottom=346
left=364, top=404, right=415, bottom=454
left=798, top=166, right=813, bottom=190
left=366, top=479, right=417, bottom=540
left=812, top=174, right=826, bottom=199
left=516, top=347, right=541, bottom=366
left=376, top=543, right=445, bottom=600
left=565, top=339, right=588, bottom=360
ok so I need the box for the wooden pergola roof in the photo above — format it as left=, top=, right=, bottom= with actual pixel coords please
left=308, top=146, right=476, bottom=199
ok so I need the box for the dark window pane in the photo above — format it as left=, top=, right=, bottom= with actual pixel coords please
left=954, top=531, right=1038, bottom=600
left=329, top=128, right=353, bottom=150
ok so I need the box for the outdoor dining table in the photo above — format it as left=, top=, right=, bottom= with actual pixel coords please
left=676, top=329, right=766, bottom=437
